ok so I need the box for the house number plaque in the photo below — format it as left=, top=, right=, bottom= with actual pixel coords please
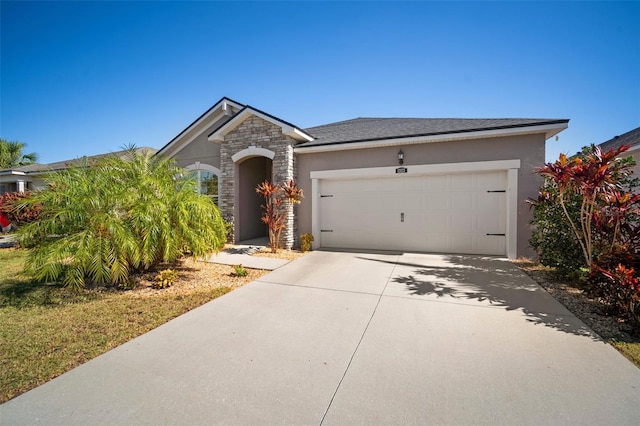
left=395, top=167, right=408, bottom=174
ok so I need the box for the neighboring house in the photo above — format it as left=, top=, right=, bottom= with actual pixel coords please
left=0, top=147, right=158, bottom=195
left=158, top=97, right=568, bottom=259
left=598, top=126, right=640, bottom=182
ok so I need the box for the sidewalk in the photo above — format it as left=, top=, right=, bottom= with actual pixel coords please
left=206, top=237, right=290, bottom=270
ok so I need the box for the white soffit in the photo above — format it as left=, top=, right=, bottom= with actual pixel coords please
left=295, top=122, right=569, bottom=154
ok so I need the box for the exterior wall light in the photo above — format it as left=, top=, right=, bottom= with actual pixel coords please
left=398, top=149, right=404, bottom=165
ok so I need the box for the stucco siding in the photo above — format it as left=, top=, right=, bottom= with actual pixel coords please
left=296, top=133, right=546, bottom=258
left=173, top=133, right=221, bottom=170
left=167, top=115, right=231, bottom=169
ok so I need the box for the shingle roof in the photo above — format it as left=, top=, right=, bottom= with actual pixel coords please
left=598, top=127, right=640, bottom=152
left=300, top=117, right=569, bottom=147
left=3, top=147, right=158, bottom=174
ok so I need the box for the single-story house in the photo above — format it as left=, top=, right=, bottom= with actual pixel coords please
left=598, top=126, right=640, bottom=183
left=0, top=147, right=158, bottom=195
left=157, top=97, right=569, bottom=259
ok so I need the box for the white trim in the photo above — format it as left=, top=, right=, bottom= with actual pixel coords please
left=208, top=107, right=314, bottom=143
left=311, top=177, right=320, bottom=250
left=506, top=168, right=518, bottom=259
left=310, top=160, right=520, bottom=180
left=184, top=163, right=221, bottom=175
left=310, top=159, right=521, bottom=259
left=296, top=123, right=568, bottom=154
left=231, top=147, right=276, bottom=163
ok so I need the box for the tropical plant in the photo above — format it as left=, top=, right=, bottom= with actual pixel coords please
left=256, top=180, right=303, bottom=253
left=533, top=144, right=640, bottom=328
left=16, top=148, right=226, bottom=290
left=536, top=144, right=633, bottom=268
left=0, top=138, right=37, bottom=169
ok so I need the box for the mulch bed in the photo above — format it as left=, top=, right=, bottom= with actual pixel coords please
left=513, top=259, right=638, bottom=341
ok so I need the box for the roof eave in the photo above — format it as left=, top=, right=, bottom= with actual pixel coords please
left=208, top=107, right=314, bottom=143
left=295, top=121, right=569, bottom=154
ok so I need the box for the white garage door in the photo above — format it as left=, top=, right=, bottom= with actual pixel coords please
left=318, top=171, right=507, bottom=255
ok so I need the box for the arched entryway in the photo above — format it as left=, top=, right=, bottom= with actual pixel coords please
left=236, top=156, right=273, bottom=242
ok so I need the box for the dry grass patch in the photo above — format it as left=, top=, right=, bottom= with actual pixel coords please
left=0, top=249, right=269, bottom=403
left=251, top=248, right=307, bottom=261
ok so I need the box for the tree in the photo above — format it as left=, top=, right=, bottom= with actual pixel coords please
left=0, top=138, right=38, bottom=169
left=17, top=148, right=226, bottom=290
left=256, top=180, right=303, bottom=253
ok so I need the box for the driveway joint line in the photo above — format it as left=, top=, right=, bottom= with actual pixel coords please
left=254, top=279, right=386, bottom=297
left=318, top=254, right=401, bottom=425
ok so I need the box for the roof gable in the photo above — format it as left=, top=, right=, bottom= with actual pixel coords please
left=207, top=105, right=313, bottom=143
left=156, top=97, right=245, bottom=157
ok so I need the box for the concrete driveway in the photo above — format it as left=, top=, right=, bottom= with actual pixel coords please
left=2, top=250, right=640, bottom=425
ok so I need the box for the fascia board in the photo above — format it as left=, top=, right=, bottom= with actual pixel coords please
left=295, top=122, right=569, bottom=154
left=209, top=107, right=313, bottom=143
left=0, top=170, right=27, bottom=177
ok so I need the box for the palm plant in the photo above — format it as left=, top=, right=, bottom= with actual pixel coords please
left=0, top=138, right=38, bottom=168
left=17, top=148, right=226, bottom=290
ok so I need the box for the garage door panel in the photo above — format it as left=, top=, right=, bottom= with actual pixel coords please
left=451, top=192, right=475, bottom=210
left=318, top=170, right=507, bottom=256
left=477, top=171, right=505, bottom=190
left=425, top=211, right=451, bottom=233
left=426, top=175, right=449, bottom=191
left=478, top=192, right=504, bottom=211
left=451, top=174, right=475, bottom=190
left=426, top=192, right=451, bottom=209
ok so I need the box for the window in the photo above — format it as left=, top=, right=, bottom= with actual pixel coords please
left=185, top=164, right=220, bottom=205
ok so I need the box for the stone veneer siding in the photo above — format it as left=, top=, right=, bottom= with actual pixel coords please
left=218, top=115, right=299, bottom=249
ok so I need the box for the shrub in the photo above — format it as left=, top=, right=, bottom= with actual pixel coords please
left=588, top=258, right=640, bottom=326
left=300, top=233, right=314, bottom=252
left=529, top=182, right=585, bottom=277
left=534, top=145, right=640, bottom=328
left=153, top=269, right=178, bottom=289
left=16, top=148, right=226, bottom=290
left=231, top=264, right=247, bottom=277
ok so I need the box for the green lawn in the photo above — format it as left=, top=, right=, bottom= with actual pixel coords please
left=0, top=248, right=234, bottom=403
left=610, top=340, right=640, bottom=367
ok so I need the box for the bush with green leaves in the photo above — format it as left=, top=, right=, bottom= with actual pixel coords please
left=529, top=181, right=585, bottom=277
left=154, top=269, right=178, bottom=289
left=17, top=148, right=226, bottom=290
left=532, top=144, right=640, bottom=328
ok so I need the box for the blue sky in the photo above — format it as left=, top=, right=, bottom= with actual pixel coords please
left=1, top=1, right=639, bottom=164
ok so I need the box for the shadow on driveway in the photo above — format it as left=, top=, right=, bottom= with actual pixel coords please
left=358, top=253, right=599, bottom=340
